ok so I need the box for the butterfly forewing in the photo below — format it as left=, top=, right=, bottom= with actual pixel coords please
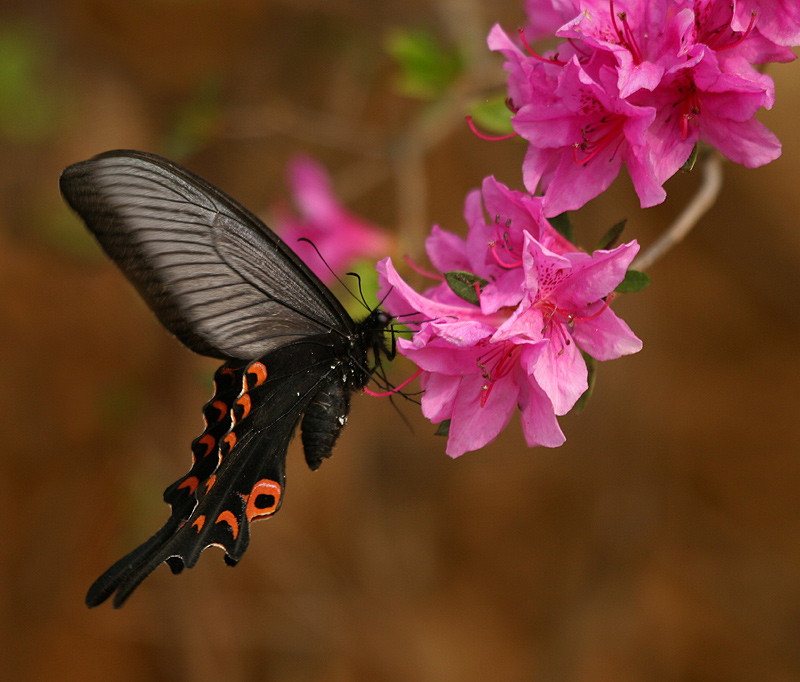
left=59, top=150, right=353, bottom=360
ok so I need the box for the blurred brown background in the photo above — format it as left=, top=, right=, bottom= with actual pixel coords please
left=3, top=1, right=800, bottom=681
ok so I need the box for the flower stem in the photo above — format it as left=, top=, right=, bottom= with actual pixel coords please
left=632, top=151, right=724, bottom=272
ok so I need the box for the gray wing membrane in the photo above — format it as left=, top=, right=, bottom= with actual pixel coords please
left=59, top=150, right=352, bottom=360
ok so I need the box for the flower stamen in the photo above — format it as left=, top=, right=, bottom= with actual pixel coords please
left=477, top=341, right=522, bottom=406
left=363, top=367, right=423, bottom=397
left=517, top=28, right=567, bottom=65
left=679, top=85, right=701, bottom=140
left=465, top=116, right=518, bottom=141
left=609, top=0, right=643, bottom=64
left=574, top=115, right=627, bottom=165
left=489, top=241, right=523, bottom=268
left=715, top=10, right=757, bottom=52
left=556, top=294, right=614, bottom=322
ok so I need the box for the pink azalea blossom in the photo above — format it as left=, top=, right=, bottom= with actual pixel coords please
left=499, top=233, right=642, bottom=413
left=458, top=175, right=576, bottom=312
left=489, top=24, right=664, bottom=215
left=505, top=44, right=664, bottom=214
left=488, top=0, right=790, bottom=214
left=274, top=156, right=391, bottom=284
left=641, top=44, right=781, bottom=181
left=378, top=256, right=565, bottom=456
left=376, top=178, right=642, bottom=457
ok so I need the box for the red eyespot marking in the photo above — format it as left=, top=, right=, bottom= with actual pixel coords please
left=247, top=362, right=268, bottom=387
left=205, top=474, right=216, bottom=492
left=235, top=393, right=252, bottom=419
left=177, top=476, right=199, bottom=494
left=216, top=510, right=239, bottom=539
left=198, top=434, right=216, bottom=457
left=211, top=400, right=228, bottom=421
left=245, top=479, right=282, bottom=522
left=223, top=432, right=237, bottom=452
left=192, top=515, right=206, bottom=531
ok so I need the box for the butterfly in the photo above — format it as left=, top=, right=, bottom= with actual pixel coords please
left=60, top=150, right=393, bottom=608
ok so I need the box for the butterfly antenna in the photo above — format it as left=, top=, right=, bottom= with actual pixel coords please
left=296, top=237, right=370, bottom=311
left=344, top=271, right=371, bottom=312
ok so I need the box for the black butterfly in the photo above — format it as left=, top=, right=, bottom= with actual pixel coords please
left=60, top=150, right=393, bottom=608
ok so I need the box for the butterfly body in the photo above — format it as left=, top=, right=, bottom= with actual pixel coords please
left=60, top=150, right=391, bottom=607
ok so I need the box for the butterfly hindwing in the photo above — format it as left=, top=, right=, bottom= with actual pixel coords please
left=162, top=361, right=244, bottom=520
left=86, top=336, right=357, bottom=608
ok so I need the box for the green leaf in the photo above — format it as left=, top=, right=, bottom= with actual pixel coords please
left=548, top=212, right=574, bottom=244
left=681, top=144, right=698, bottom=172
left=435, top=420, right=451, bottom=437
left=615, top=269, right=651, bottom=293
left=572, top=353, right=596, bottom=414
left=444, top=271, right=487, bottom=306
left=596, top=219, right=626, bottom=251
left=467, top=94, right=514, bottom=136
left=385, top=28, right=462, bottom=99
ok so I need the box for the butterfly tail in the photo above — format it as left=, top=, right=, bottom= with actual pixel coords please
left=86, top=514, right=186, bottom=608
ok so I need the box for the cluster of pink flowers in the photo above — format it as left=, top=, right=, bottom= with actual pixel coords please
left=492, top=0, right=797, bottom=215
left=287, top=2, right=795, bottom=456
left=378, top=178, right=641, bottom=456
left=371, top=1, right=797, bottom=455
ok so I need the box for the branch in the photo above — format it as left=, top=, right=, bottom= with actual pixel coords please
left=632, top=151, right=724, bottom=272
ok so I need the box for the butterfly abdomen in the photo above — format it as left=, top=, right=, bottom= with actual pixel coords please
left=301, top=378, right=353, bottom=471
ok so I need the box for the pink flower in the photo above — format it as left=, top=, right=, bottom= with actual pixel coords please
left=507, top=45, right=663, bottom=214
left=500, top=233, right=642, bottom=413
left=457, top=175, right=576, bottom=312
left=378, top=256, right=565, bottom=456
left=641, top=44, right=781, bottom=181
left=488, top=0, right=789, bottom=214
left=274, top=156, right=391, bottom=284
left=376, top=177, right=642, bottom=456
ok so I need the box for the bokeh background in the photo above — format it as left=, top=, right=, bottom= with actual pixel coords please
left=3, top=1, right=800, bottom=681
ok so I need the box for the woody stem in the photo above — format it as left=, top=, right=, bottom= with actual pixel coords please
left=631, top=150, right=723, bottom=272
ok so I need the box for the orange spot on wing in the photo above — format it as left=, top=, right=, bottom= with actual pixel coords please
left=235, top=393, right=252, bottom=419
left=177, top=476, right=199, bottom=494
left=205, top=474, right=216, bottom=492
left=211, top=400, right=228, bottom=421
left=198, top=434, right=216, bottom=457
left=192, top=515, right=206, bottom=531
left=216, top=510, right=239, bottom=539
left=223, top=432, right=237, bottom=452
left=245, top=479, right=282, bottom=522
left=247, top=362, right=268, bottom=387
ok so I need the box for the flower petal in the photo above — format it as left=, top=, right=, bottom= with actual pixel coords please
left=446, top=373, right=519, bottom=457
